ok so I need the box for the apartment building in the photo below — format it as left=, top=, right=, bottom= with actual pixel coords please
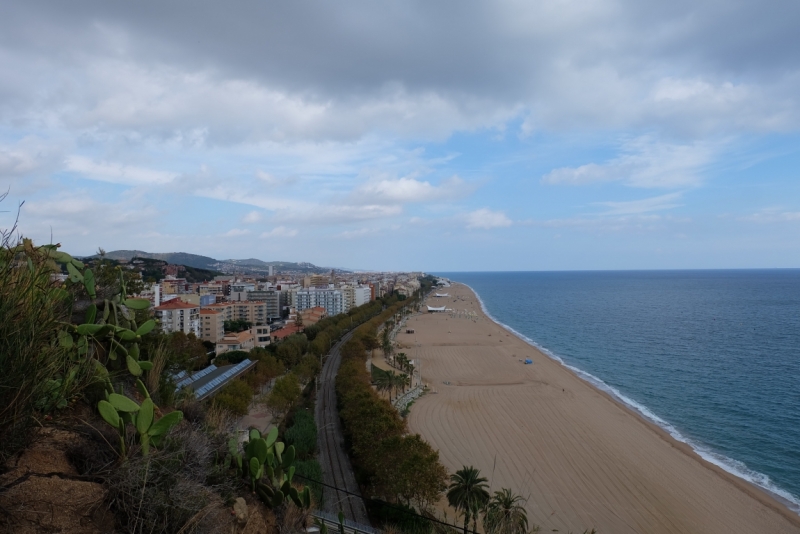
left=154, top=299, right=200, bottom=336
left=198, top=282, right=226, bottom=297
left=309, top=274, right=330, bottom=287
left=161, top=276, right=189, bottom=295
left=294, top=288, right=343, bottom=316
left=199, top=308, right=225, bottom=343
left=203, top=302, right=233, bottom=321
left=200, top=300, right=267, bottom=325
left=234, top=301, right=268, bottom=325
left=215, top=330, right=254, bottom=355
left=252, top=325, right=271, bottom=348
left=247, top=289, right=287, bottom=321
left=231, top=282, right=256, bottom=301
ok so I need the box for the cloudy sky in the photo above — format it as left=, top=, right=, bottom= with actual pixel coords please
left=2, top=0, right=799, bottom=271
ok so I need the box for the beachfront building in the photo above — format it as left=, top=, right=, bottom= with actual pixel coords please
left=199, top=308, right=225, bottom=343
left=293, top=288, right=343, bottom=316
left=341, top=285, right=371, bottom=312
left=154, top=299, right=201, bottom=336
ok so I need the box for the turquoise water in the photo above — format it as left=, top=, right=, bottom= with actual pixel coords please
left=436, top=270, right=800, bottom=511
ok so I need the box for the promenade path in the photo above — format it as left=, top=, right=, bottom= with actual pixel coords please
left=315, top=330, right=370, bottom=524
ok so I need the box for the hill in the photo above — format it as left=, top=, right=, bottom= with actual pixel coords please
left=99, top=250, right=333, bottom=274
left=99, top=250, right=219, bottom=270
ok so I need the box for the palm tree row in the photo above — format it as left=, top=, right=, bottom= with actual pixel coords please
left=374, top=368, right=411, bottom=401
left=395, top=352, right=414, bottom=377
left=446, top=466, right=531, bottom=534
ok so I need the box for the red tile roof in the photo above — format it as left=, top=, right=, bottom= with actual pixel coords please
left=155, top=299, right=198, bottom=310
left=271, top=324, right=302, bottom=340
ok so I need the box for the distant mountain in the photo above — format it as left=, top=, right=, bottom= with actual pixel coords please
left=99, top=250, right=219, bottom=270
left=99, top=250, right=332, bottom=274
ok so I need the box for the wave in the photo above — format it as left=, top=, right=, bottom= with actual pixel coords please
left=459, top=281, right=800, bottom=514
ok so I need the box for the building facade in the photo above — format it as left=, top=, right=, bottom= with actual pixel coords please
left=199, top=308, right=225, bottom=343
left=154, top=299, right=200, bottom=336
left=246, top=289, right=287, bottom=321
left=215, top=331, right=255, bottom=355
left=294, top=288, right=343, bottom=316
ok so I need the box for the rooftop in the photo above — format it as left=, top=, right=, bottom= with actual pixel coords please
left=272, top=324, right=302, bottom=340
left=155, top=299, right=198, bottom=310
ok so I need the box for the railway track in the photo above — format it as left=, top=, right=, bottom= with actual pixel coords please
left=315, top=330, right=370, bottom=524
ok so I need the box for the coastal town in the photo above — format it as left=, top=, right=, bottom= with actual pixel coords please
left=3, top=1, right=799, bottom=532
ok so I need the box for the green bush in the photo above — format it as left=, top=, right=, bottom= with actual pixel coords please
left=285, top=409, right=317, bottom=459
left=215, top=349, right=249, bottom=365
left=212, top=379, right=252, bottom=416
left=0, top=239, right=91, bottom=463
left=294, top=459, right=323, bottom=507
left=367, top=499, right=432, bottom=534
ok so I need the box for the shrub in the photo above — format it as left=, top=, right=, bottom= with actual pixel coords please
left=215, top=349, right=249, bottom=365
left=107, top=421, right=237, bottom=533
left=267, top=374, right=301, bottom=418
left=0, top=238, right=91, bottom=463
left=212, top=379, right=252, bottom=416
left=368, top=500, right=432, bottom=534
left=294, top=459, right=323, bottom=507
left=285, top=409, right=317, bottom=459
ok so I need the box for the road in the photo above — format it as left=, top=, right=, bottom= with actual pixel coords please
left=315, top=330, right=370, bottom=524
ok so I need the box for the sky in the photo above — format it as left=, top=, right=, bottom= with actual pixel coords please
left=1, top=0, right=799, bottom=271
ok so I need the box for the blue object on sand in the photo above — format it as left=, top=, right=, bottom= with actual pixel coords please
left=524, top=359, right=533, bottom=364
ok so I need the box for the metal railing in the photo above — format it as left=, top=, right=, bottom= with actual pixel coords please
left=312, top=510, right=382, bottom=534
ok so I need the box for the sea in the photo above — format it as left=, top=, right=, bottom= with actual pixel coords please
left=435, top=270, right=800, bottom=513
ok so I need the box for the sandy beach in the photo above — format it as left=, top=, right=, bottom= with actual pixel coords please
left=403, top=283, right=800, bottom=534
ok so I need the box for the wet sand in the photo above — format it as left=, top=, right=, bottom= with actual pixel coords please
left=404, top=283, right=800, bottom=534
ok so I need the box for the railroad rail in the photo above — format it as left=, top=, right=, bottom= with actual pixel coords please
left=315, top=330, right=370, bottom=524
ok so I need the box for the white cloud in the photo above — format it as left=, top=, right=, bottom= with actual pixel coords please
left=335, top=227, right=381, bottom=239
left=222, top=228, right=250, bottom=237
left=65, top=155, right=177, bottom=185
left=542, top=138, right=715, bottom=188
left=465, top=208, right=512, bottom=230
left=353, top=175, right=468, bottom=204
left=242, top=211, right=262, bottom=224
left=0, top=137, right=62, bottom=179
left=260, top=226, right=298, bottom=238
left=18, top=193, right=159, bottom=243
left=530, top=214, right=691, bottom=234
left=739, top=208, right=800, bottom=223
left=595, top=192, right=684, bottom=215
left=255, top=170, right=299, bottom=187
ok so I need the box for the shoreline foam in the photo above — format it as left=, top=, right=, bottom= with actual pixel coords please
left=462, top=281, right=800, bottom=514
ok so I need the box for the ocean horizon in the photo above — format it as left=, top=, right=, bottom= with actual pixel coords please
left=435, top=269, right=800, bottom=512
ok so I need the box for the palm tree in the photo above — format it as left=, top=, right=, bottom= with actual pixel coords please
left=483, top=488, right=529, bottom=534
left=447, top=466, right=491, bottom=534
left=390, top=371, right=405, bottom=400
left=374, top=370, right=394, bottom=400
left=399, top=373, right=411, bottom=393
left=395, top=353, right=407, bottom=372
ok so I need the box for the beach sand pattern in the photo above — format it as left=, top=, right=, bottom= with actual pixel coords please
left=405, top=283, right=800, bottom=534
